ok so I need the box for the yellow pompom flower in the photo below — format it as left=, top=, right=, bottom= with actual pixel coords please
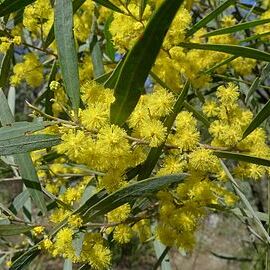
left=144, top=85, right=175, bottom=118
left=74, top=0, right=93, bottom=42
left=139, top=119, right=167, bottom=147
left=157, top=155, right=186, bottom=176
left=68, top=214, right=83, bottom=229
left=81, top=103, right=109, bottom=131
left=254, top=10, right=270, bottom=40
left=188, top=149, right=219, bottom=173
left=23, top=0, right=53, bottom=36
left=80, top=233, right=111, bottom=269
left=231, top=57, right=256, bottom=76
left=221, top=15, right=237, bottom=27
left=113, top=225, right=133, bottom=244
left=202, top=100, right=219, bottom=118
left=52, top=227, right=75, bottom=260
left=107, top=203, right=131, bottom=222
left=10, top=53, right=43, bottom=87
left=216, top=83, right=239, bottom=107
left=32, top=226, right=45, bottom=237
left=110, top=4, right=152, bottom=52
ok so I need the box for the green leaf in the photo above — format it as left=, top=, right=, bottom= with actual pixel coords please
left=242, top=98, right=270, bottom=139
left=15, top=154, right=47, bottom=214
left=54, top=0, right=80, bottom=114
left=186, top=0, right=236, bottom=37
left=10, top=246, right=40, bottom=270
left=204, top=55, right=238, bottom=74
left=214, top=150, right=270, bottom=167
left=203, top=18, right=270, bottom=37
left=91, top=0, right=123, bottom=13
left=0, top=45, right=13, bottom=88
left=237, top=3, right=265, bottom=15
left=139, top=0, right=148, bottom=19
left=153, top=239, right=171, bottom=270
left=104, top=59, right=124, bottom=89
left=231, top=208, right=269, bottom=223
left=63, top=259, right=72, bottom=270
left=104, top=14, right=116, bottom=61
left=138, top=82, right=190, bottom=180
left=0, top=88, right=14, bottom=125
left=80, top=174, right=187, bottom=221
left=0, top=0, right=35, bottom=17
left=179, top=42, right=270, bottom=62
left=241, top=30, right=270, bottom=43
left=0, top=134, right=61, bottom=156
left=221, top=161, right=270, bottom=243
left=245, top=63, right=270, bottom=103
left=0, top=89, right=47, bottom=215
left=9, top=190, right=30, bottom=215
left=45, top=60, right=58, bottom=115
left=110, top=0, right=185, bottom=126
left=0, top=224, right=34, bottom=236
left=0, top=121, right=45, bottom=141
left=153, top=246, right=171, bottom=270
left=95, top=71, right=113, bottom=84
left=90, top=35, right=105, bottom=78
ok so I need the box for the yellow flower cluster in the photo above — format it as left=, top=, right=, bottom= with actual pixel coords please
left=203, top=83, right=270, bottom=180
left=10, top=53, right=43, bottom=87
left=254, top=9, right=270, bottom=40
left=0, top=36, right=21, bottom=53
left=12, top=1, right=269, bottom=268
left=23, top=0, right=53, bottom=37
left=74, top=0, right=94, bottom=42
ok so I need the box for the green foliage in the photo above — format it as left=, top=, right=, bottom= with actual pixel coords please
left=1, top=0, right=270, bottom=269
left=110, top=0, right=185, bottom=125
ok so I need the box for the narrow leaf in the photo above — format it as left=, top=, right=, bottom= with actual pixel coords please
left=231, top=208, right=269, bottom=223
left=63, top=259, right=72, bottom=270
left=91, top=36, right=105, bottom=78
left=0, top=89, right=47, bottom=214
left=153, top=246, right=171, bottom=270
left=95, top=71, right=113, bottom=84
left=242, top=99, right=270, bottom=139
left=110, top=0, right=185, bottom=126
left=186, top=0, right=236, bottom=37
left=9, top=190, right=30, bottom=215
left=104, top=59, right=124, bottom=89
left=245, top=63, right=270, bottom=103
left=0, top=134, right=61, bottom=156
left=179, top=42, right=270, bottom=62
left=15, top=154, right=47, bottom=214
left=214, top=150, right=270, bottom=167
left=0, top=0, right=35, bottom=17
left=91, top=0, right=123, bottom=13
left=153, top=238, right=171, bottom=270
left=45, top=60, right=58, bottom=115
left=104, top=14, right=116, bottom=61
left=139, top=0, right=148, bottom=19
left=80, top=174, right=187, bottom=221
left=10, top=246, right=40, bottom=270
left=54, top=0, right=80, bottom=114
left=0, top=121, right=45, bottom=141
left=0, top=45, right=13, bottom=88
left=203, top=18, right=270, bottom=37
left=221, top=161, right=270, bottom=243
left=0, top=224, right=34, bottom=236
